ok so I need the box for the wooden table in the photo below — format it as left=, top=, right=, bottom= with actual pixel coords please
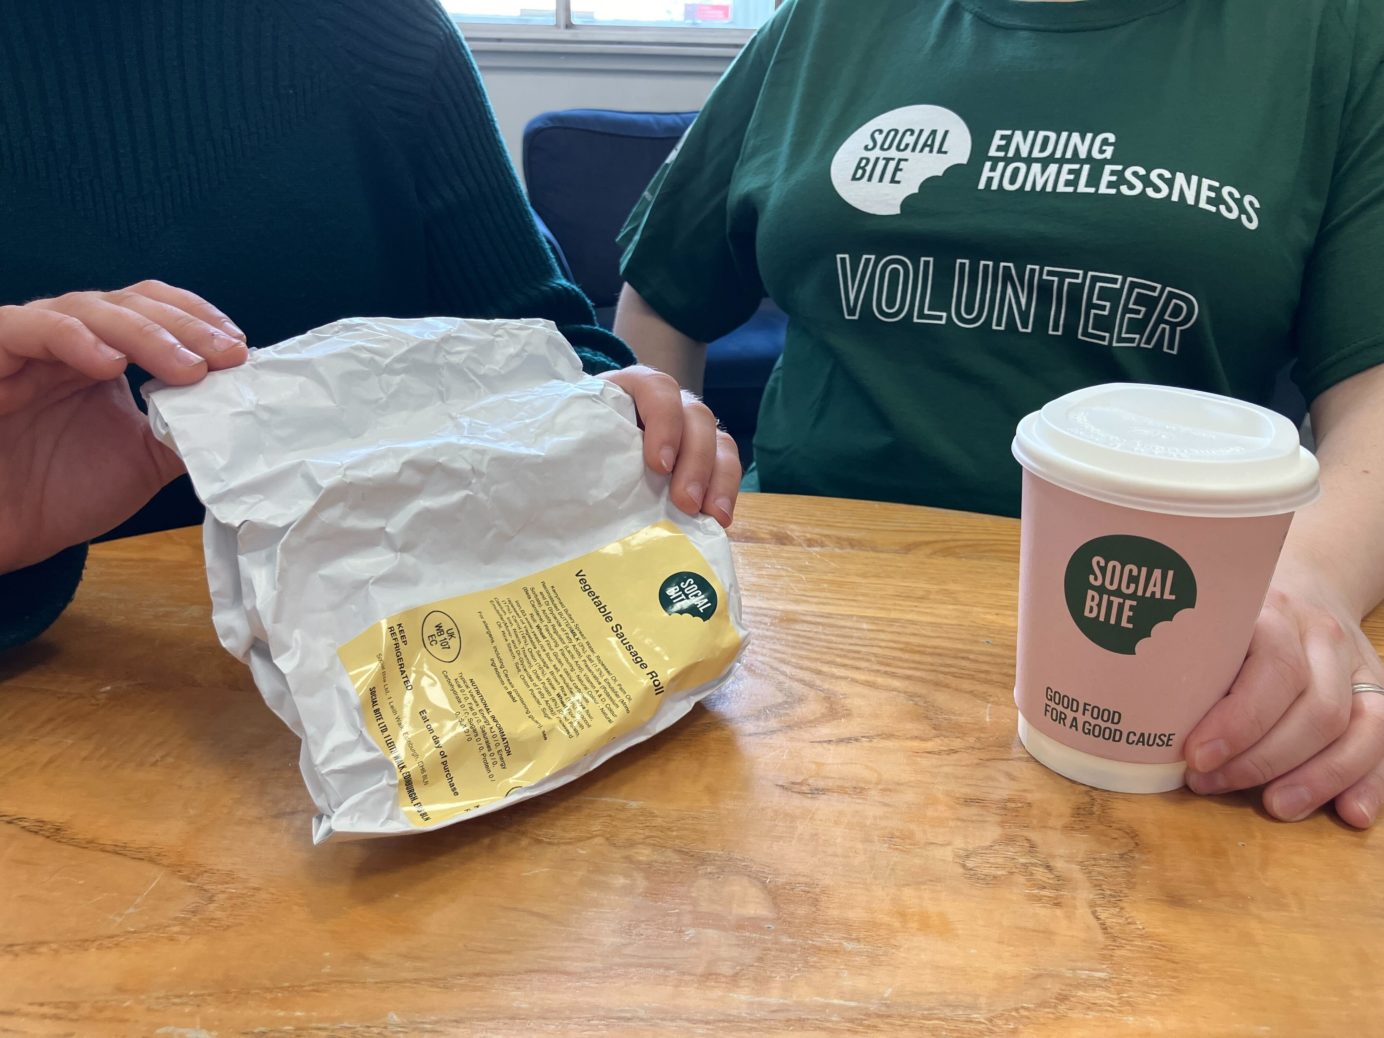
left=1, top=494, right=1379, bottom=1036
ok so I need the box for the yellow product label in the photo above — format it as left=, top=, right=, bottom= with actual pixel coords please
left=337, top=521, right=741, bottom=827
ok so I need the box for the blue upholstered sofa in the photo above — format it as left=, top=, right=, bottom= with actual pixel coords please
left=523, top=108, right=786, bottom=465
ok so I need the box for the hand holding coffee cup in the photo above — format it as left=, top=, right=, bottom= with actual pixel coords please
left=1011, top=384, right=1320, bottom=795
left=1180, top=570, right=1384, bottom=827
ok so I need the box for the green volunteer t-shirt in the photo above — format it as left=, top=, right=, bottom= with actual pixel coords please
left=619, top=0, right=1384, bottom=516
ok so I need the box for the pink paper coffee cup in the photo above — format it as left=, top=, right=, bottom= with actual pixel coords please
left=1011, top=384, right=1320, bottom=793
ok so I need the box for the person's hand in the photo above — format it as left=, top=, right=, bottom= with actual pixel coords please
left=1184, top=580, right=1384, bottom=828
left=0, top=281, right=248, bottom=574
left=598, top=365, right=741, bottom=528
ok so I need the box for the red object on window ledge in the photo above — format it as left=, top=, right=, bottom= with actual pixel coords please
left=684, top=3, right=732, bottom=22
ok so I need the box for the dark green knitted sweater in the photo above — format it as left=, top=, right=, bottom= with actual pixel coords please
left=0, top=0, right=635, bottom=651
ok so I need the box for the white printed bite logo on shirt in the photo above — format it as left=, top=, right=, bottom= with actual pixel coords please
left=830, top=106, right=972, bottom=215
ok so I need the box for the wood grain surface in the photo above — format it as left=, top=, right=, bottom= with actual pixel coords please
left=1, top=494, right=1379, bottom=1037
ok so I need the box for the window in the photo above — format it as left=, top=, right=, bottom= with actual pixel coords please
left=446, top=0, right=776, bottom=32
left=446, top=2, right=558, bottom=27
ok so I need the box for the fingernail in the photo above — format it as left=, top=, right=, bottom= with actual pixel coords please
left=97, top=342, right=126, bottom=362
left=659, top=446, right=676, bottom=474
left=207, top=332, right=241, bottom=353
left=221, top=319, right=246, bottom=341
left=1269, top=785, right=1314, bottom=821
left=1189, top=770, right=1228, bottom=795
left=713, top=496, right=734, bottom=521
left=175, top=346, right=205, bottom=366
left=686, top=482, right=705, bottom=508
left=1353, top=794, right=1379, bottom=827
left=1192, top=739, right=1229, bottom=773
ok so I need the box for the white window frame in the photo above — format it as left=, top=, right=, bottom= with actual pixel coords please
left=454, top=0, right=757, bottom=59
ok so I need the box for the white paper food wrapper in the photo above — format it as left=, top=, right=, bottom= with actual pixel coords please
left=145, top=317, right=748, bottom=843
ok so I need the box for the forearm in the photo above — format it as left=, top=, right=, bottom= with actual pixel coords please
left=1275, top=365, right=1384, bottom=620
left=614, top=285, right=708, bottom=395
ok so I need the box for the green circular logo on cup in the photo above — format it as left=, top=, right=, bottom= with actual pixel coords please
left=659, top=571, right=718, bottom=623
left=1064, top=535, right=1197, bottom=655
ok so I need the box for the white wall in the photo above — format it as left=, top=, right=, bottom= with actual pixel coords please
left=472, top=46, right=735, bottom=169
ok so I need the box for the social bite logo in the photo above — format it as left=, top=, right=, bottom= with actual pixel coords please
left=1063, top=535, right=1197, bottom=655
left=830, top=105, right=972, bottom=215
left=659, top=571, right=718, bottom=622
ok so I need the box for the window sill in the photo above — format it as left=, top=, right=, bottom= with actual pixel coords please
left=457, top=21, right=749, bottom=63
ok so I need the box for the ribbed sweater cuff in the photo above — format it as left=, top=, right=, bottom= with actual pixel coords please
left=0, top=544, right=88, bottom=653
left=574, top=346, right=620, bottom=375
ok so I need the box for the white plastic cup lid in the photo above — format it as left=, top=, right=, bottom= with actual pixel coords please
left=1012, top=383, right=1320, bottom=518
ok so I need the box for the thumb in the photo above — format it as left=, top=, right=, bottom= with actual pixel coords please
left=140, top=424, right=187, bottom=489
